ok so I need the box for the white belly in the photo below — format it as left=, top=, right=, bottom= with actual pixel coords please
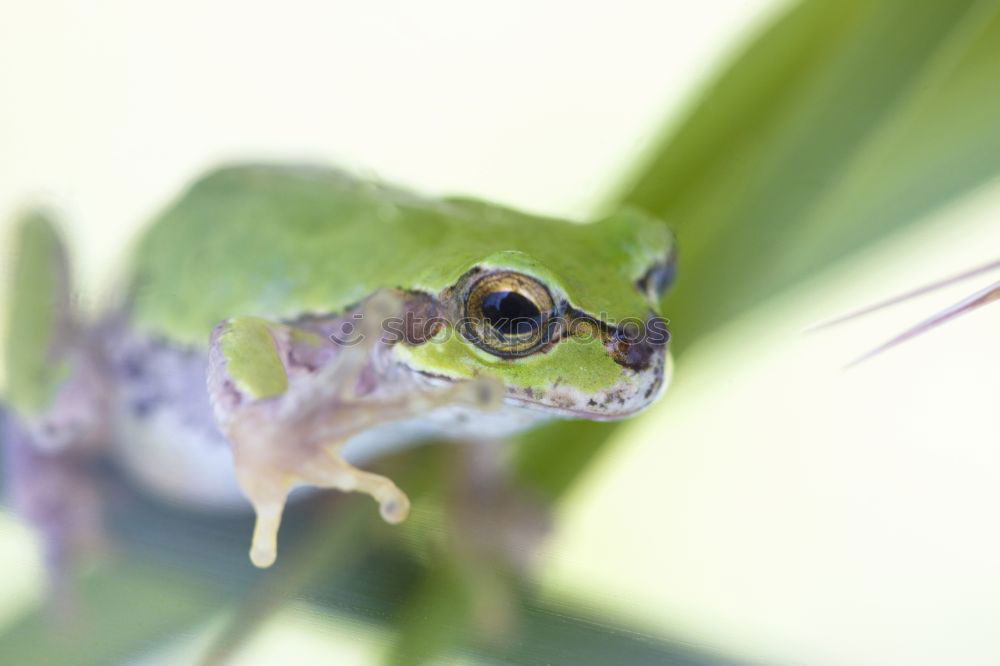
left=113, top=396, right=551, bottom=511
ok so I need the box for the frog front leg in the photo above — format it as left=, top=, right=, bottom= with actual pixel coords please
left=207, top=290, right=503, bottom=568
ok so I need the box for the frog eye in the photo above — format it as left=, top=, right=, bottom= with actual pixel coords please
left=463, top=271, right=557, bottom=358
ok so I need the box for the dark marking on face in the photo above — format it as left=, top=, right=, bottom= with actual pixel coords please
left=550, top=392, right=578, bottom=410
left=399, top=291, right=446, bottom=345
left=605, top=315, right=670, bottom=372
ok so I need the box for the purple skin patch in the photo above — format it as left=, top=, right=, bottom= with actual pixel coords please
left=2, top=408, right=103, bottom=613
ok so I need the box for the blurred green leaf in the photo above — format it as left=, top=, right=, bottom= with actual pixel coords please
left=0, top=562, right=220, bottom=666
left=518, top=0, right=1000, bottom=500
left=384, top=561, right=470, bottom=666
left=0, top=514, right=740, bottom=666
left=199, top=502, right=371, bottom=665
left=621, top=0, right=1000, bottom=350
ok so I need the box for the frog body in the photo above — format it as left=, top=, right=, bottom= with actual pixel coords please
left=3, top=163, right=675, bottom=568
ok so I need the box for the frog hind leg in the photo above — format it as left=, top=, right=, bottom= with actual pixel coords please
left=1, top=409, right=103, bottom=614
left=1, top=212, right=110, bottom=608
left=207, top=290, right=504, bottom=568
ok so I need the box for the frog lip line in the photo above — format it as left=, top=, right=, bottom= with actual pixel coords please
left=503, top=394, right=654, bottom=421
left=518, top=354, right=672, bottom=420
left=411, top=358, right=669, bottom=421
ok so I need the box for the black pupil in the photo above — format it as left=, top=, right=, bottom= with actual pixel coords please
left=481, top=291, right=542, bottom=336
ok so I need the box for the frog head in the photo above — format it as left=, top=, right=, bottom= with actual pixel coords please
left=391, top=207, right=675, bottom=420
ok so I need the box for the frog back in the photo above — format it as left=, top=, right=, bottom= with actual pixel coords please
left=129, top=164, right=667, bottom=347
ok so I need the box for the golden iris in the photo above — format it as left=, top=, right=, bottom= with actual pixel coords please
left=463, top=271, right=556, bottom=357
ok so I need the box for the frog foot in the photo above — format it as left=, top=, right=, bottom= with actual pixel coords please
left=207, top=290, right=504, bottom=568
left=236, top=447, right=411, bottom=568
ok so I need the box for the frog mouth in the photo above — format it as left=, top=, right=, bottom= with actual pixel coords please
left=501, top=354, right=672, bottom=421
left=505, top=395, right=653, bottom=421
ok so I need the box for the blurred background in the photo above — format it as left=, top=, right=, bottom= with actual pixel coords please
left=2, top=1, right=1000, bottom=664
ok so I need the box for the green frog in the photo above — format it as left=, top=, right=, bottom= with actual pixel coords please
left=2, top=164, right=674, bottom=569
